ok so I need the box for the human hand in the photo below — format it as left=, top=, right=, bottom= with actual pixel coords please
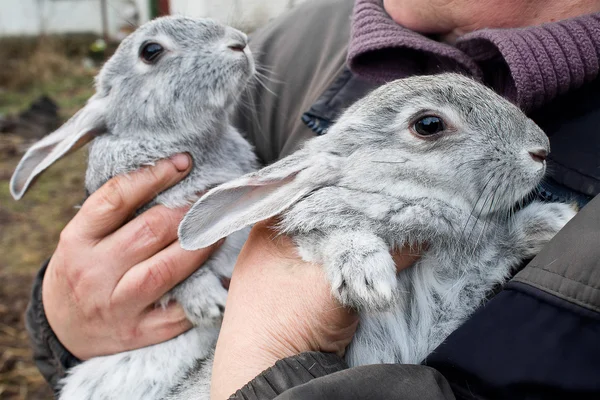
left=42, top=154, right=223, bottom=360
left=210, top=219, right=420, bottom=399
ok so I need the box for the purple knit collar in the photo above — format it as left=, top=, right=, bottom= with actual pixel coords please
left=348, top=0, right=600, bottom=112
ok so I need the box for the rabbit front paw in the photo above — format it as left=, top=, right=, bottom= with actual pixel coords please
left=322, top=232, right=397, bottom=311
left=511, top=201, right=578, bottom=259
left=161, top=270, right=228, bottom=326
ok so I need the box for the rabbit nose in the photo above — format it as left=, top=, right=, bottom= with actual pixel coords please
left=529, top=148, right=548, bottom=163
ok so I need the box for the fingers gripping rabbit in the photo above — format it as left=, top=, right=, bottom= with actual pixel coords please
left=179, top=73, right=577, bottom=367
left=11, top=17, right=258, bottom=400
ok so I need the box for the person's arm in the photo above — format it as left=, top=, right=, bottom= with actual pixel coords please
left=210, top=220, right=427, bottom=400
left=25, top=155, right=223, bottom=389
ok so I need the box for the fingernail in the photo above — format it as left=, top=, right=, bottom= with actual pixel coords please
left=170, top=153, right=191, bottom=172
left=216, top=238, right=226, bottom=247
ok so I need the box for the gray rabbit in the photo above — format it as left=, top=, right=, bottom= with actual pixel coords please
left=10, top=16, right=257, bottom=400
left=178, top=73, right=577, bottom=380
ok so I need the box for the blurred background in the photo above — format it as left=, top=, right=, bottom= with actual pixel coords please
left=0, top=1, right=303, bottom=398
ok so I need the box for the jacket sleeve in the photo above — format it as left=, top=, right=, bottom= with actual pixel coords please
left=25, top=260, right=81, bottom=393
left=230, top=352, right=455, bottom=400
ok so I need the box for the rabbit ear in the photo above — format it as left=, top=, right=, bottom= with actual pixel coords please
left=10, top=95, right=108, bottom=200
left=179, top=151, right=319, bottom=250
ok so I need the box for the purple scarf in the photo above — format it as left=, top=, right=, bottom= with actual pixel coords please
left=348, top=0, right=600, bottom=112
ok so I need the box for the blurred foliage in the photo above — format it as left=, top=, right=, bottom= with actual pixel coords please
left=0, top=34, right=98, bottom=60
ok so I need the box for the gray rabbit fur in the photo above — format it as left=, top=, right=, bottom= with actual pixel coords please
left=10, top=16, right=258, bottom=400
left=175, top=73, right=576, bottom=396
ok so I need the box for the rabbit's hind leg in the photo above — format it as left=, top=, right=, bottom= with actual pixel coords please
left=302, top=231, right=397, bottom=311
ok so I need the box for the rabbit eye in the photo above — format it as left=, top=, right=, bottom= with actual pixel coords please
left=140, top=42, right=164, bottom=64
left=413, top=116, right=445, bottom=137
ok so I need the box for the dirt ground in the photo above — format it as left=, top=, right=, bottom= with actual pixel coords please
left=0, top=62, right=94, bottom=398
left=0, top=271, right=53, bottom=399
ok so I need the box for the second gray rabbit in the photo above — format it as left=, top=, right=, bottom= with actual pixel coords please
left=179, top=73, right=576, bottom=377
left=10, top=17, right=257, bottom=400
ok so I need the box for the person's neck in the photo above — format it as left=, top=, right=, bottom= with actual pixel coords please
left=384, top=0, right=600, bottom=42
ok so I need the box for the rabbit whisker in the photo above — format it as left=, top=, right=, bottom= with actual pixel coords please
left=460, top=173, right=495, bottom=242
left=370, top=160, right=409, bottom=164
left=255, top=63, right=281, bottom=82
left=466, top=171, right=497, bottom=245
left=469, top=192, right=492, bottom=253
left=253, top=74, right=278, bottom=97
left=454, top=157, right=488, bottom=170
left=471, top=186, right=498, bottom=256
left=107, top=1, right=141, bottom=30
left=255, top=67, right=281, bottom=83
left=237, top=84, right=265, bottom=139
